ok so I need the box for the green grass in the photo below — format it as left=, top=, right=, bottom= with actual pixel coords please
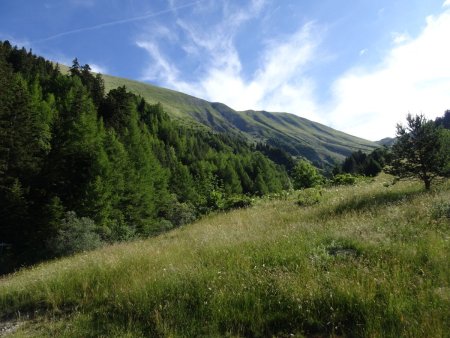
left=1, top=175, right=449, bottom=337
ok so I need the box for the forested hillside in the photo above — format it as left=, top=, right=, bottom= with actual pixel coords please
left=0, top=42, right=291, bottom=273
left=96, top=72, right=378, bottom=168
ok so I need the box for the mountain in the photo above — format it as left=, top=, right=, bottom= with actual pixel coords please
left=376, top=137, right=395, bottom=147
left=98, top=73, right=378, bottom=168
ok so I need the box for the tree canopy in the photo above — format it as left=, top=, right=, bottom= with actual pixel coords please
left=386, top=114, right=450, bottom=190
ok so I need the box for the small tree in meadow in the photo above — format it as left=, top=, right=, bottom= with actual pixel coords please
left=385, top=114, right=450, bottom=190
left=48, top=211, right=103, bottom=257
left=291, top=159, right=323, bottom=189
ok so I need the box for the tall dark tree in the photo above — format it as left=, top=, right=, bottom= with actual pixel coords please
left=435, top=110, right=450, bottom=129
left=340, top=147, right=387, bottom=177
left=69, top=58, right=81, bottom=77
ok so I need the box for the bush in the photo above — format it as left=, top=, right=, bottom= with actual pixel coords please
left=292, top=159, right=324, bottom=189
left=297, top=188, right=322, bottom=206
left=223, top=195, right=253, bottom=211
left=431, top=200, right=450, bottom=219
left=206, top=189, right=226, bottom=211
left=165, top=201, right=197, bottom=227
left=48, top=211, right=103, bottom=257
left=332, top=173, right=357, bottom=186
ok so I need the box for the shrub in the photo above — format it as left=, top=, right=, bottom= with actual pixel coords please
left=165, top=201, right=197, bottom=227
left=292, top=159, right=324, bottom=189
left=431, top=200, right=450, bottom=219
left=332, top=173, right=357, bottom=186
left=48, top=211, right=103, bottom=257
left=206, top=189, right=226, bottom=211
left=297, top=188, right=322, bottom=206
left=223, top=195, right=253, bottom=211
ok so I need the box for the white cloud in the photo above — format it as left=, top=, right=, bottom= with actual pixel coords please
left=137, top=1, right=323, bottom=122
left=327, top=10, right=450, bottom=140
left=138, top=3, right=450, bottom=141
left=89, top=63, right=108, bottom=74
left=184, top=22, right=319, bottom=116
left=136, top=41, right=182, bottom=86
left=443, top=0, right=450, bottom=8
left=359, top=48, right=368, bottom=56
left=391, top=32, right=410, bottom=44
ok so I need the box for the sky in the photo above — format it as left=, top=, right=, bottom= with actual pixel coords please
left=1, top=0, right=450, bottom=141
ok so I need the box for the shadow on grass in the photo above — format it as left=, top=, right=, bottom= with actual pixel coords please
left=326, top=187, right=424, bottom=216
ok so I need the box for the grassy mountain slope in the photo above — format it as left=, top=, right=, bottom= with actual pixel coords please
left=100, top=73, right=378, bottom=166
left=1, top=176, right=449, bottom=337
left=376, top=137, right=396, bottom=147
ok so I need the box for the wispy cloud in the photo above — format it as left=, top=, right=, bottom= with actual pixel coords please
left=359, top=48, right=368, bottom=56
left=32, top=0, right=202, bottom=44
left=137, top=2, right=323, bottom=122
left=137, top=41, right=182, bottom=86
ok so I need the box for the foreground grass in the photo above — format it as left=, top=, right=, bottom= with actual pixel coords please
left=1, top=176, right=449, bottom=337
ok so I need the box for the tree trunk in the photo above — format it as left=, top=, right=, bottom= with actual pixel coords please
left=424, top=178, right=431, bottom=190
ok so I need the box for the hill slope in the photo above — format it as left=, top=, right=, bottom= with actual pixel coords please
left=100, top=73, right=378, bottom=167
left=1, top=176, right=449, bottom=337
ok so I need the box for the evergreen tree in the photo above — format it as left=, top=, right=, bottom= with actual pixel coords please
left=100, top=86, right=134, bottom=132
left=435, top=110, right=450, bottom=129
left=69, top=58, right=81, bottom=77
left=386, top=114, right=450, bottom=190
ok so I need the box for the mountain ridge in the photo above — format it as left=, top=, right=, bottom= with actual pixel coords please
left=59, top=65, right=378, bottom=167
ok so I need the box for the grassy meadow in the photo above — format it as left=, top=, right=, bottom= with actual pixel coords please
left=1, top=175, right=449, bottom=337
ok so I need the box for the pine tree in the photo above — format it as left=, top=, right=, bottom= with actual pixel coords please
left=386, top=114, right=450, bottom=190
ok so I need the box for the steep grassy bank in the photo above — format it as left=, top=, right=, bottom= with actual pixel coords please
left=1, top=176, right=449, bottom=337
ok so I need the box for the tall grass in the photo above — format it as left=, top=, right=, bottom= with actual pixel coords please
left=1, top=175, right=449, bottom=337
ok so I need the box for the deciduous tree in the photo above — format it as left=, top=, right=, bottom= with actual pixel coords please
left=292, top=159, right=323, bottom=189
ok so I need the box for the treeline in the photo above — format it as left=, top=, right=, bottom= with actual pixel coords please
left=0, top=41, right=290, bottom=273
left=336, top=148, right=388, bottom=177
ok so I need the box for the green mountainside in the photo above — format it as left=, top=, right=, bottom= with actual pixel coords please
left=99, top=73, right=378, bottom=167
left=376, top=137, right=395, bottom=147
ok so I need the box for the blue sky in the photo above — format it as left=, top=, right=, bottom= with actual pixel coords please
left=1, top=0, right=450, bottom=140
